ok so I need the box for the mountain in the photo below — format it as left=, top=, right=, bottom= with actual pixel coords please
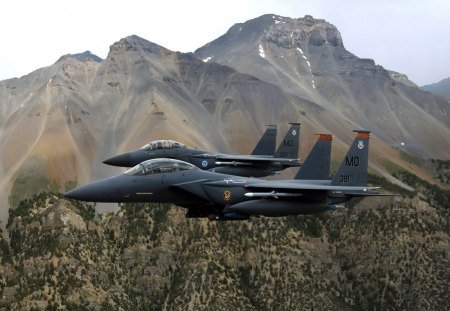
left=0, top=15, right=449, bottom=222
left=421, top=77, right=450, bottom=99
left=0, top=35, right=330, bottom=221
left=69, top=50, right=103, bottom=63
left=1, top=194, right=449, bottom=310
left=195, top=14, right=450, bottom=158
left=1, top=14, right=450, bottom=310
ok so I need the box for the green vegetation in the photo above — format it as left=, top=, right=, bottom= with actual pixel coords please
left=0, top=235, right=12, bottom=264
left=398, top=149, right=427, bottom=167
left=286, top=215, right=323, bottom=237
left=430, top=159, right=450, bottom=186
left=117, top=202, right=171, bottom=245
left=9, top=174, right=60, bottom=208
left=8, top=192, right=54, bottom=226
left=65, top=197, right=96, bottom=221
left=393, top=170, right=450, bottom=208
left=8, top=191, right=95, bottom=227
left=64, top=180, right=78, bottom=191
left=367, top=173, right=416, bottom=198
left=2, top=191, right=449, bottom=310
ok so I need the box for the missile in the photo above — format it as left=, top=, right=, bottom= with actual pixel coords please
left=214, top=161, right=253, bottom=166
left=244, top=191, right=303, bottom=198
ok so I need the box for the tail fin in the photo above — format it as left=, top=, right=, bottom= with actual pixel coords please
left=331, top=130, right=370, bottom=186
left=274, top=123, right=300, bottom=159
left=295, top=134, right=332, bottom=180
left=251, top=125, right=278, bottom=156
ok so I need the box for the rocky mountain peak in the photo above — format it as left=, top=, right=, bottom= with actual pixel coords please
left=215, top=14, right=344, bottom=49
left=264, top=14, right=344, bottom=49
left=72, top=51, right=102, bottom=63
left=56, top=51, right=102, bottom=64
left=109, top=35, right=169, bottom=55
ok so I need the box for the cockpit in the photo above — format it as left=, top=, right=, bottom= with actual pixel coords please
left=139, top=140, right=186, bottom=151
left=124, top=158, right=198, bottom=176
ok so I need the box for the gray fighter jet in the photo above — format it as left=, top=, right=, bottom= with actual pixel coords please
left=102, top=123, right=301, bottom=177
left=65, top=130, right=380, bottom=220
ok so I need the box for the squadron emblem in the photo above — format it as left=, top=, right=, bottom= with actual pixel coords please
left=224, top=190, right=231, bottom=201
left=357, top=140, right=364, bottom=150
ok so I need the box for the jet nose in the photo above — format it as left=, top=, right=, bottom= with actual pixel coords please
left=103, top=153, right=132, bottom=167
left=64, top=178, right=122, bottom=202
left=64, top=187, right=90, bottom=201
left=64, top=187, right=92, bottom=201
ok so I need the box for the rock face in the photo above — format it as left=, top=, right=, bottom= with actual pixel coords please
left=70, top=51, right=103, bottom=63
left=265, top=15, right=344, bottom=48
left=0, top=193, right=449, bottom=310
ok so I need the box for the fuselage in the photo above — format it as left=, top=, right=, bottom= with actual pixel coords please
left=65, top=167, right=258, bottom=204
left=103, top=145, right=299, bottom=178
left=65, top=162, right=343, bottom=207
left=64, top=159, right=365, bottom=219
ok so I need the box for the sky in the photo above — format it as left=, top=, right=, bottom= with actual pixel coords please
left=1, top=0, right=449, bottom=86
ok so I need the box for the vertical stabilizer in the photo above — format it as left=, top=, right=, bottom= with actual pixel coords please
left=331, top=130, right=370, bottom=186
left=251, top=125, right=278, bottom=156
left=295, top=134, right=332, bottom=180
left=274, top=123, right=300, bottom=159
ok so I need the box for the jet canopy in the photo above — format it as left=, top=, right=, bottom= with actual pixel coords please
left=124, top=158, right=198, bottom=176
left=139, top=140, right=186, bottom=151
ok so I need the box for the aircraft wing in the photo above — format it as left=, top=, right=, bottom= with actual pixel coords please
left=169, top=179, right=211, bottom=201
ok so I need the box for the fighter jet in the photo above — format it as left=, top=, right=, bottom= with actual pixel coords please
left=65, top=130, right=380, bottom=220
left=102, top=123, right=301, bottom=177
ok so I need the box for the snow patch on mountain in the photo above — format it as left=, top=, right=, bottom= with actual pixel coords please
left=259, top=44, right=266, bottom=58
left=296, top=47, right=316, bottom=88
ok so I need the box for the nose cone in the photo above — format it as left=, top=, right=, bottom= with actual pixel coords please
left=64, top=187, right=89, bottom=201
left=103, top=153, right=132, bottom=167
left=64, top=177, right=123, bottom=202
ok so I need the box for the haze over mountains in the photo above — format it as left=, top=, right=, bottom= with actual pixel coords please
left=422, top=77, right=450, bottom=100
left=0, top=14, right=449, bottom=222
